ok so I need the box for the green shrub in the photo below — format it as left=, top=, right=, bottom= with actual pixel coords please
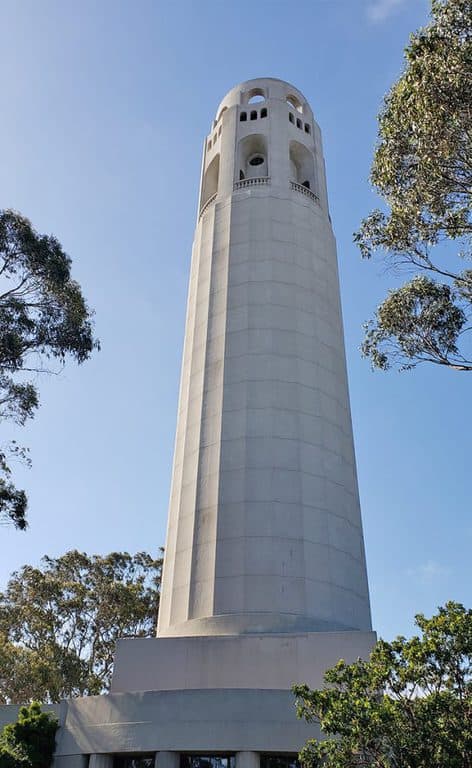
left=0, top=703, right=57, bottom=768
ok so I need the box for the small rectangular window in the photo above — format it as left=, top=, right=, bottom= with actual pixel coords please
left=289, top=112, right=294, bottom=124
left=261, top=108, right=267, bottom=118
left=180, top=757, right=236, bottom=768
left=296, top=118, right=302, bottom=129
left=304, top=123, right=311, bottom=134
left=260, top=757, right=300, bottom=768
left=114, top=756, right=155, bottom=768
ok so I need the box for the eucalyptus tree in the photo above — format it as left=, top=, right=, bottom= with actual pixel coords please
left=0, top=550, right=162, bottom=703
left=356, top=0, right=472, bottom=372
left=0, top=209, right=99, bottom=528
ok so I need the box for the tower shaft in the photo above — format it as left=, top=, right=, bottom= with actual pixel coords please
left=158, top=78, right=371, bottom=638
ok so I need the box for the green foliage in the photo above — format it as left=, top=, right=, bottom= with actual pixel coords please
left=0, top=209, right=99, bottom=529
left=362, top=275, right=467, bottom=369
left=294, top=601, right=472, bottom=768
left=355, top=0, right=472, bottom=371
left=0, top=702, right=57, bottom=768
left=0, top=550, right=162, bottom=703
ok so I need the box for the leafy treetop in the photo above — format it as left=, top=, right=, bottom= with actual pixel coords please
left=0, top=209, right=99, bottom=529
left=0, top=549, right=162, bottom=703
left=355, top=0, right=472, bottom=372
left=294, top=601, right=472, bottom=768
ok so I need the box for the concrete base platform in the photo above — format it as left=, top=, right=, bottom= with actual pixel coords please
left=52, top=688, right=322, bottom=758
left=0, top=689, right=322, bottom=762
left=0, top=631, right=376, bottom=764
left=112, top=630, right=376, bottom=693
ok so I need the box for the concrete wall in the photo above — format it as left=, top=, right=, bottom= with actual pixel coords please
left=111, top=631, right=376, bottom=693
left=0, top=692, right=317, bottom=764
left=53, top=689, right=320, bottom=757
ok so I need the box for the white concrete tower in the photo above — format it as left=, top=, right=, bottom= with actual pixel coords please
left=158, top=77, right=372, bottom=638
left=25, top=80, right=378, bottom=768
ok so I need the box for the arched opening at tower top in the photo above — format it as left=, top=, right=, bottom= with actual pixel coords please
left=286, top=94, right=303, bottom=113
left=245, top=87, right=266, bottom=104
left=289, top=140, right=316, bottom=191
left=201, top=154, right=220, bottom=209
left=237, top=134, right=268, bottom=180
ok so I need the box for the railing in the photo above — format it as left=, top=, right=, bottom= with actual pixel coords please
left=233, top=177, right=271, bottom=191
left=200, top=179, right=318, bottom=215
left=199, top=193, right=217, bottom=218
left=290, top=181, right=319, bottom=203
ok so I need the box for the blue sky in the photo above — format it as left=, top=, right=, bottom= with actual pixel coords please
left=1, top=0, right=469, bottom=641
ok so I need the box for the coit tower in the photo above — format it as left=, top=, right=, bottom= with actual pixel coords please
left=110, top=78, right=375, bottom=765
left=157, top=77, right=372, bottom=638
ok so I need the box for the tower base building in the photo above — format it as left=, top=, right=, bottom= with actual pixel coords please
left=0, top=79, right=376, bottom=768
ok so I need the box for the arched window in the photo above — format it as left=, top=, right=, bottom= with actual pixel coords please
left=250, top=110, right=257, bottom=121
left=207, top=139, right=212, bottom=150
left=200, top=154, right=220, bottom=209
left=260, top=108, right=267, bottom=118
left=248, top=94, right=265, bottom=104
left=237, top=134, right=268, bottom=181
left=304, top=123, right=311, bottom=134
left=296, top=118, right=302, bottom=129
left=245, top=88, right=266, bottom=104
left=240, top=112, right=247, bottom=122
left=286, top=94, right=303, bottom=113
left=217, top=106, right=228, bottom=122
left=289, top=112, right=294, bottom=124
left=239, top=170, right=245, bottom=180
left=289, top=141, right=316, bottom=192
